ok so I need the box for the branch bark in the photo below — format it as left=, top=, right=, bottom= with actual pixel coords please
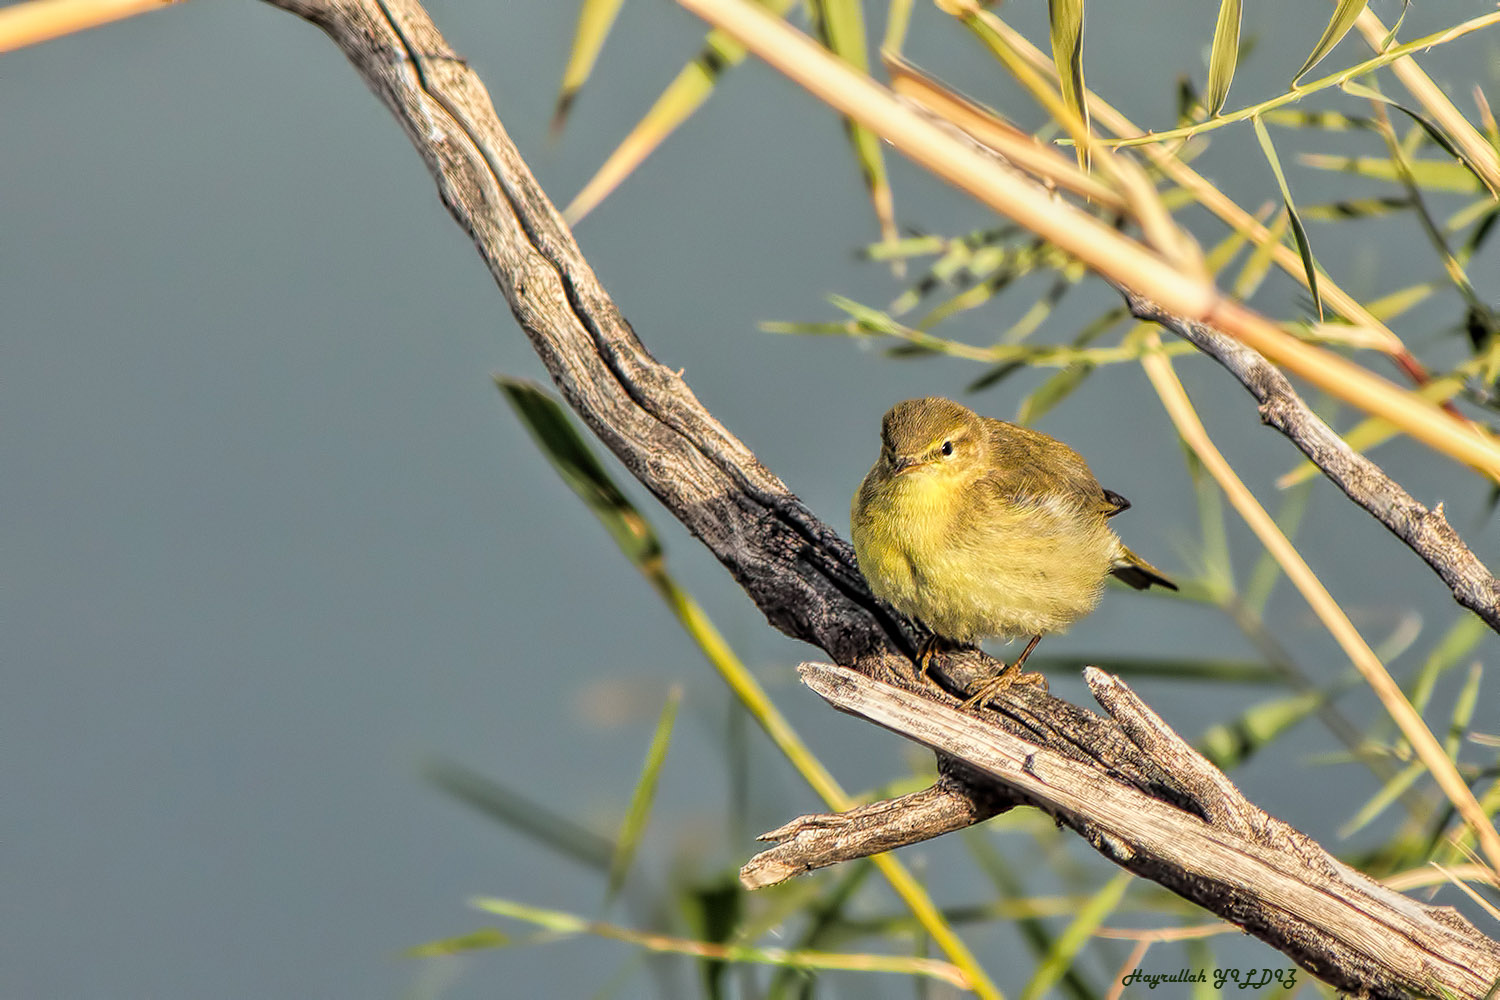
left=761, top=663, right=1500, bottom=1000
left=261, top=0, right=1500, bottom=995
left=1124, top=290, right=1500, bottom=632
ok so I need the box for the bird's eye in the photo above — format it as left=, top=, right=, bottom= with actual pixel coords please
left=941, top=440, right=954, bottom=456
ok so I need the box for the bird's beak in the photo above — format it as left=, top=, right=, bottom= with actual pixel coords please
left=891, top=456, right=918, bottom=474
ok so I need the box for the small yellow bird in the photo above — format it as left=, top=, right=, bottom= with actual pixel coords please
left=851, top=397, right=1175, bottom=703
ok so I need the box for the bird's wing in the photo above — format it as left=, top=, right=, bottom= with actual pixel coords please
left=978, top=418, right=1118, bottom=516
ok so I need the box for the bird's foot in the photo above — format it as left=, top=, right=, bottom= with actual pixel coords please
left=960, top=666, right=1047, bottom=709
left=959, top=634, right=1046, bottom=709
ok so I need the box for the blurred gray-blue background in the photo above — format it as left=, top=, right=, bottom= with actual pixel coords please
left=4, top=1, right=1497, bottom=997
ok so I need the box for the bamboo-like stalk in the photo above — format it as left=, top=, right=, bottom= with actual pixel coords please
left=674, top=0, right=1500, bottom=479
left=885, top=55, right=1124, bottom=208
left=0, top=0, right=178, bottom=53
left=1138, top=333, right=1500, bottom=878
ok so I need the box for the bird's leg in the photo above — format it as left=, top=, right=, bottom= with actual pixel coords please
left=1010, top=633, right=1042, bottom=673
left=915, top=634, right=948, bottom=680
left=959, top=634, right=1045, bottom=710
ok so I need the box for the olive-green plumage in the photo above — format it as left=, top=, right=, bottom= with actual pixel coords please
left=851, top=397, right=1174, bottom=648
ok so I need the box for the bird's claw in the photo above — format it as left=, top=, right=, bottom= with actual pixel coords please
left=960, top=664, right=1047, bottom=709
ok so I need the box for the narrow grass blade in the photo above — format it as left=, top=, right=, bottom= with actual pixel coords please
left=1379, top=0, right=1410, bottom=49
left=880, top=0, right=914, bottom=53
left=553, top=0, right=628, bottom=134
left=1205, top=0, right=1242, bottom=116
left=564, top=0, right=798, bottom=222
left=1017, top=361, right=1095, bottom=424
left=497, top=377, right=661, bottom=568
left=1177, top=75, right=1203, bottom=126
left=1052, top=655, right=1281, bottom=684
left=1291, top=0, right=1370, bottom=85
left=1340, top=761, right=1426, bottom=838
left=1261, top=107, right=1366, bottom=131
left=1473, top=87, right=1500, bottom=163
left=606, top=686, right=683, bottom=906
left=811, top=0, right=899, bottom=250
left=1408, top=615, right=1488, bottom=715
left=470, top=897, right=971, bottom=987
left=1301, top=195, right=1411, bottom=221
left=1252, top=116, right=1323, bottom=319
left=1459, top=204, right=1499, bottom=258
left=1199, top=691, right=1326, bottom=769
left=1299, top=153, right=1482, bottom=193
left=421, top=759, right=614, bottom=870
left=1020, top=871, right=1129, bottom=1000
left=1445, top=661, right=1483, bottom=758
left=1365, top=281, right=1441, bottom=322
left=1047, top=0, right=1089, bottom=168
left=407, top=928, right=512, bottom=957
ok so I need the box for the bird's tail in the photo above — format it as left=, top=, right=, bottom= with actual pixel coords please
left=1110, top=545, right=1178, bottom=591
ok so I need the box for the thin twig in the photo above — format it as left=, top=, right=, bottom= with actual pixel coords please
left=1093, top=12, right=1500, bottom=150
left=1124, top=290, right=1500, bottom=634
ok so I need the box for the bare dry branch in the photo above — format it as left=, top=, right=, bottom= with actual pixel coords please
left=778, top=662, right=1500, bottom=1000
left=741, top=775, right=1016, bottom=889
left=1124, top=290, right=1500, bottom=633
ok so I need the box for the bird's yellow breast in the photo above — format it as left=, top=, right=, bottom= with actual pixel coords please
left=851, top=464, right=1117, bottom=643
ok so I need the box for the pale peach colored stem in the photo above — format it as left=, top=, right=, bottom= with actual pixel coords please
left=1141, top=336, right=1500, bottom=878
left=0, top=0, right=179, bottom=53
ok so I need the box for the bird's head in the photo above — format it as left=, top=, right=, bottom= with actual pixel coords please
left=878, top=397, right=983, bottom=479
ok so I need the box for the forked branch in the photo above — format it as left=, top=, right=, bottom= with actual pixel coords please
left=754, top=663, right=1500, bottom=1000
left=1124, top=291, right=1500, bottom=632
